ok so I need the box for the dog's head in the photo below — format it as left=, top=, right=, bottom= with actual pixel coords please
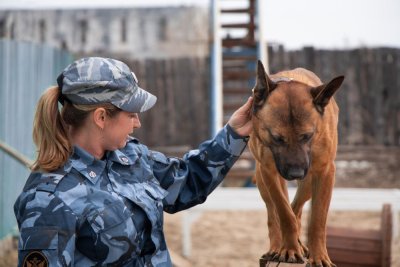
left=252, top=61, right=344, bottom=181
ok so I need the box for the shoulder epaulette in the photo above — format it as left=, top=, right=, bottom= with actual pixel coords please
left=36, top=171, right=68, bottom=193
left=24, top=169, right=68, bottom=193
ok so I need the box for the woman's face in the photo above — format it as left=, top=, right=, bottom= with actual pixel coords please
left=102, top=111, right=141, bottom=150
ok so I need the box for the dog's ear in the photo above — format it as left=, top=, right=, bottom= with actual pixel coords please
left=311, top=76, right=345, bottom=114
left=252, top=60, right=276, bottom=113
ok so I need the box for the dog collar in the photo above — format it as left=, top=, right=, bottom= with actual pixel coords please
left=272, top=77, right=294, bottom=83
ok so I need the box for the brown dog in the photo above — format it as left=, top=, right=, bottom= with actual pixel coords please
left=249, top=61, right=344, bottom=266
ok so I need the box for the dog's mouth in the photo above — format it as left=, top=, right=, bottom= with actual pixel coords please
left=269, top=145, right=311, bottom=181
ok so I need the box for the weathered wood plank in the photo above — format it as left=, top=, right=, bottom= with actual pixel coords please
left=381, top=204, right=392, bottom=267
left=260, top=261, right=307, bottom=267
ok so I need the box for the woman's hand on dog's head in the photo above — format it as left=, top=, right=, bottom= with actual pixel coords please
left=228, top=96, right=253, bottom=137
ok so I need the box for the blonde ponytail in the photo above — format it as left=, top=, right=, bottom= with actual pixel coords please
left=32, top=86, right=122, bottom=172
left=32, top=86, right=71, bottom=172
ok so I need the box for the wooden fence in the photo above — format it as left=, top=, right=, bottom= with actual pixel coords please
left=115, top=46, right=400, bottom=148
left=268, top=45, right=400, bottom=146
left=121, top=58, right=211, bottom=148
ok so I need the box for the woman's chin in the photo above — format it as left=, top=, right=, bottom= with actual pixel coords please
left=119, top=141, right=128, bottom=148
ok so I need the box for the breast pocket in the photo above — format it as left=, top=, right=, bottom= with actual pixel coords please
left=18, top=227, right=59, bottom=267
left=77, top=200, right=137, bottom=263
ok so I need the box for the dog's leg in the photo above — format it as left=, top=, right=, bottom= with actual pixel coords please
left=255, top=164, right=282, bottom=260
left=308, top=164, right=336, bottom=267
left=258, top=166, right=305, bottom=263
left=291, top=177, right=312, bottom=257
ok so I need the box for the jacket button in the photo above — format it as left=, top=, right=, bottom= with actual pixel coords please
left=89, top=171, right=97, bottom=178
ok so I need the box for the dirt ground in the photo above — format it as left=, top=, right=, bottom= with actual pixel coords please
left=164, top=210, right=400, bottom=267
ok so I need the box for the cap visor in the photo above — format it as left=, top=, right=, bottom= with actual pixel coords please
left=114, top=86, right=157, bottom=113
left=136, top=87, right=157, bottom=112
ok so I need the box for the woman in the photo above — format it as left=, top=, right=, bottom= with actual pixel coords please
left=14, top=57, right=253, bottom=267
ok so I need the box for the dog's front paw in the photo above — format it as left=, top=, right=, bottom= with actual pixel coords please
left=260, top=250, right=279, bottom=262
left=276, top=247, right=306, bottom=264
left=308, top=253, right=336, bottom=267
left=298, top=238, right=309, bottom=258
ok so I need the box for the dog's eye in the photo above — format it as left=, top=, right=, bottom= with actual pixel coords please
left=300, top=133, right=313, bottom=143
left=271, top=135, right=285, bottom=145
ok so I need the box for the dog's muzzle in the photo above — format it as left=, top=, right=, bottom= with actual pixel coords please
left=280, top=166, right=308, bottom=181
left=287, top=168, right=306, bottom=180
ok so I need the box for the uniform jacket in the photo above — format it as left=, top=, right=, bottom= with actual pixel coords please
left=14, top=125, right=248, bottom=267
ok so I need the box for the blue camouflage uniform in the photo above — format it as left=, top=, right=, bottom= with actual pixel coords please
left=14, top=124, right=248, bottom=266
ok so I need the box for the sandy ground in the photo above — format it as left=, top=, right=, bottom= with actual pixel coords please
left=164, top=210, right=400, bottom=267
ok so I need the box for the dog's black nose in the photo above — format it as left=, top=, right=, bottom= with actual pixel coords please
left=287, top=168, right=305, bottom=180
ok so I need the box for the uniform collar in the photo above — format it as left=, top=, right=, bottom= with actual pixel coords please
left=106, top=149, right=135, bottom=165
left=106, top=137, right=140, bottom=164
left=70, top=145, right=106, bottom=184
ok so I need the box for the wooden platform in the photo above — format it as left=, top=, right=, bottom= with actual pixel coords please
left=259, top=260, right=307, bottom=267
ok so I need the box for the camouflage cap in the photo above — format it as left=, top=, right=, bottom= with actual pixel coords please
left=57, top=57, right=157, bottom=113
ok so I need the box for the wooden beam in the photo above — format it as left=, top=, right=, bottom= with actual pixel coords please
left=221, top=8, right=254, bottom=14
left=0, top=140, right=33, bottom=169
left=222, top=38, right=256, bottom=48
left=260, top=259, right=308, bottom=267
left=223, top=70, right=255, bottom=79
left=169, top=249, right=192, bottom=267
left=221, top=23, right=256, bottom=29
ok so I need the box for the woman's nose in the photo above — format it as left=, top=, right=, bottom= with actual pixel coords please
left=134, top=116, right=141, bottom=129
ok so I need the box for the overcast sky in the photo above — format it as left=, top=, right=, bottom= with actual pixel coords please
left=0, top=0, right=399, bottom=50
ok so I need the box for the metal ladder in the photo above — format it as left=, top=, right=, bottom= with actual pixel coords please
left=210, top=0, right=267, bottom=185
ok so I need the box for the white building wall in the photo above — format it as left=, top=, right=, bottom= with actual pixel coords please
left=0, top=7, right=210, bottom=59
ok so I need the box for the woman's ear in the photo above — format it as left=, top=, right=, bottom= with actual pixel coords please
left=93, top=108, right=107, bottom=130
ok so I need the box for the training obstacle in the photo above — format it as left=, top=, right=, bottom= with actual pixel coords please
left=259, top=204, right=393, bottom=267
left=326, top=203, right=392, bottom=267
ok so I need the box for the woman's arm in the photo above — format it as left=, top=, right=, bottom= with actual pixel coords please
left=14, top=182, right=77, bottom=267
left=151, top=124, right=249, bottom=213
left=151, top=97, right=253, bottom=213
